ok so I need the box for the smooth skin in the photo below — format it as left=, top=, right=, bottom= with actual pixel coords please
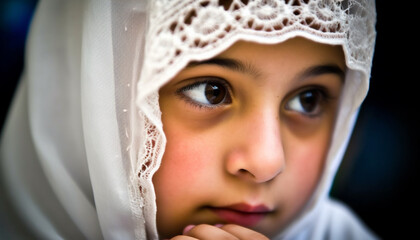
left=155, top=37, right=346, bottom=239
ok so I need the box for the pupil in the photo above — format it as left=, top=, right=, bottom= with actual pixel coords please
left=299, top=91, right=318, bottom=112
left=205, top=83, right=226, bottom=104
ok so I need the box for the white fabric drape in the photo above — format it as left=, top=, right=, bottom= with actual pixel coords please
left=1, top=0, right=151, bottom=238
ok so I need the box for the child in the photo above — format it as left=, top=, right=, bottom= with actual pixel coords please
left=0, top=0, right=377, bottom=239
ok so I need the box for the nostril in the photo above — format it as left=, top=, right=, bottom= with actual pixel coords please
left=236, top=168, right=255, bottom=179
left=237, top=168, right=250, bottom=177
left=237, top=168, right=262, bottom=181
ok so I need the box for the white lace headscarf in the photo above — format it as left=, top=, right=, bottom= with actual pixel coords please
left=0, top=0, right=376, bottom=239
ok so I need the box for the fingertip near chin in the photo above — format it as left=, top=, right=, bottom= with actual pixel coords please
left=183, top=224, right=238, bottom=239
left=167, top=236, right=199, bottom=240
left=163, top=224, right=199, bottom=240
left=183, top=224, right=196, bottom=234
left=220, top=224, right=270, bottom=240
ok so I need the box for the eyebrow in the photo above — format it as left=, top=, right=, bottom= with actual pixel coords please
left=187, top=57, right=345, bottom=81
left=187, top=58, right=262, bottom=78
left=300, top=64, right=345, bottom=81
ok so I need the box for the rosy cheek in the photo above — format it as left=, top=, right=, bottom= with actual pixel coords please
left=301, top=146, right=324, bottom=173
left=157, top=125, right=212, bottom=191
left=285, top=134, right=328, bottom=191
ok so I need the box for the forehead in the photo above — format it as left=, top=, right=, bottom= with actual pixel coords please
left=217, top=37, right=345, bottom=66
left=193, top=37, right=346, bottom=83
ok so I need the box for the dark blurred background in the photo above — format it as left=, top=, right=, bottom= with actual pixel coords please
left=1, top=0, right=36, bottom=127
left=331, top=2, right=419, bottom=239
left=0, top=1, right=418, bottom=239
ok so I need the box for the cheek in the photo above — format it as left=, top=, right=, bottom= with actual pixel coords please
left=281, top=127, right=331, bottom=206
left=153, top=119, right=222, bottom=208
left=296, top=136, right=327, bottom=174
left=292, top=142, right=326, bottom=192
left=287, top=117, right=334, bottom=184
left=154, top=129, right=206, bottom=196
left=153, top=121, right=220, bottom=236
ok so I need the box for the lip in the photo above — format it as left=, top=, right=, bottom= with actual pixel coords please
left=208, top=203, right=272, bottom=227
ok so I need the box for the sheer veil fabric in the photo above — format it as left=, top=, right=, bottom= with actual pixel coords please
left=0, top=0, right=376, bottom=239
left=1, top=0, right=150, bottom=239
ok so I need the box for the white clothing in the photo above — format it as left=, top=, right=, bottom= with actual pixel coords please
left=0, top=0, right=377, bottom=239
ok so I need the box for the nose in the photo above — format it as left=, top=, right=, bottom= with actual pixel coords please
left=225, top=108, right=285, bottom=183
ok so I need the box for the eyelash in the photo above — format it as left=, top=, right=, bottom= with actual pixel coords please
left=284, top=85, right=334, bottom=118
left=175, top=78, right=335, bottom=117
left=175, top=77, right=232, bottom=110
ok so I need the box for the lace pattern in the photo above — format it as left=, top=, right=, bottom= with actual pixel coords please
left=134, top=1, right=376, bottom=239
left=137, top=0, right=375, bottom=101
left=131, top=91, right=164, bottom=239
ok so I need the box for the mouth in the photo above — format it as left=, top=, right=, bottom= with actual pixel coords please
left=207, top=203, right=273, bottom=227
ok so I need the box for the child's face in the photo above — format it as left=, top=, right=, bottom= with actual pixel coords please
left=155, top=37, right=345, bottom=238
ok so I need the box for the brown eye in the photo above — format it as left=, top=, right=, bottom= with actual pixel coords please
left=180, top=80, right=232, bottom=107
left=205, top=82, right=227, bottom=104
left=299, top=90, right=321, bottom=112
left=285, top=89, right=325, bottom=116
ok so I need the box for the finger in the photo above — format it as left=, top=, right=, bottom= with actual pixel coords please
left=169, top=235, right=199, bottom=240
left=184, top=224, right=239, bottom=240
left=183, top=225, right=196, bottom=234
left=220, top=224, right=270, bottom=240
